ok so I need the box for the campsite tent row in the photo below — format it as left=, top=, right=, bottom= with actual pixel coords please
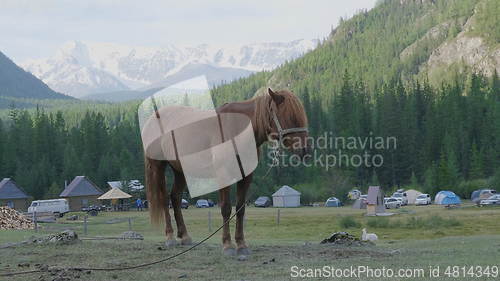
left=1, top=177, right=304, bottom=211
left=0, top=176, right=139, bottom=211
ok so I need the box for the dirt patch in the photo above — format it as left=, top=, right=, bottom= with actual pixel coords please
left=251, top=243, right=391, bottom=262
left=36, top=265, right=92, bottom=281
left=1, top=240, right=394, bottom=280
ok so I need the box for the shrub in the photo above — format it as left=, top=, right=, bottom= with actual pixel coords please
left=338, top=216, right=361, bottom=229
left=403, top=216, right=461, bottom=229
left=455, top=179, right=489, bottom=198
left=366, top=217, right=392, bottom=228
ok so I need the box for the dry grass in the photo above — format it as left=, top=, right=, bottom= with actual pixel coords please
left=1, top=204, right=500, bottom=280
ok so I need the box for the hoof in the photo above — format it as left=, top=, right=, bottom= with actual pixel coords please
left=165, top=239, right=178, bottom=247
left=223, top=248, right=236, bottom=256
left=237, top=247, right=251, bottom=256
left=181, top=237, right=193, bottom=246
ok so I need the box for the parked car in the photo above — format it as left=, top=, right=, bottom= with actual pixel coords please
left=392, top=197, right=404, bottom=205
left=392, top=192, right=408, bottom=205
left=207, top=199, right=215, bottom=207
left=82, top=205, right=100, bottom=216
left=384, top=198, right=401, bottom=209
left=324, top=197, right=342, bottom=207
left=168, top=199, right=189, bottom=209
left=415, top=194, right=432, bottom=205
left=360, top=194, right=368, bottom=204
left=28, top=199, right=69, bottom=217
left=181, top=199, right=189, bottom=209
left=479, top=194, right=500, bottom=206
left=254, top=196, right=272, bottom=207
left=196, top=199, right=210, bottom=208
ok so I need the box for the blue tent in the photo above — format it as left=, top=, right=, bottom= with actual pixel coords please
left=434, top=191, right=461, bottom=205
left=325, top=197, right=342, bottom=207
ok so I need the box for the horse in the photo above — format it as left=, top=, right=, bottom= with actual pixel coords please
left=145, top=88, right=309, bottom=256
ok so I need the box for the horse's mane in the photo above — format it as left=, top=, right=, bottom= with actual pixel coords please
left=253, top=90, right=308, bottom=141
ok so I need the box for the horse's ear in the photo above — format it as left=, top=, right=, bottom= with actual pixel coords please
left=268, top=88, right=284, bottom=105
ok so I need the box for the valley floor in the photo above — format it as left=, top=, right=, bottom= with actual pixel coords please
left=1, top=205, right=500, bottom=280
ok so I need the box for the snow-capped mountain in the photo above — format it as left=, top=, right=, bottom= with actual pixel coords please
left=21, top=40, right=318, bottom=98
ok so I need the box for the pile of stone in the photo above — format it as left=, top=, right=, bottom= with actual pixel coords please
left=29, top=230, right=80, bottom=244
left=120, top=231, right=144, bottom=240
left=320, top=231, right=373, bottom=246
left=0, top=206, right=34, bottom=230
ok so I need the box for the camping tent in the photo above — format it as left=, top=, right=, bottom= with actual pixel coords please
left=325, top=197, right=342, bottom=207
left=434, top=191, right=461, bottom=205
left=366, top=186, right=385, bottom=215
left=352, top=198, right=367, bottom=209
left=405, top=189, right=423, bottom=205
left=471, top=189, right=497, bottom=204
left=272, top=185, right=300, bottom=207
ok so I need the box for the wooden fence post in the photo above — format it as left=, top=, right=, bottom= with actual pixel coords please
left=128, top=217, right=132, bottom=231
left=84, top=215, right=88, bottom=235
left=277, top=209, right=280, bottom=226
left=33, top=211, right=38, bottom=233
left=208, top=210, right=212, bottom=232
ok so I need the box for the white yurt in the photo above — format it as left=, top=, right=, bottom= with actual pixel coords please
left=272, top=185, right=301, bottom=207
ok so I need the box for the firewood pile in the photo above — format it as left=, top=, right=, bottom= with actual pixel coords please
left=0, top=206, right=34, bottom=230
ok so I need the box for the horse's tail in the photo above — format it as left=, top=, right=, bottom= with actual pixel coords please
left=145, top=156, right=167, bottom=226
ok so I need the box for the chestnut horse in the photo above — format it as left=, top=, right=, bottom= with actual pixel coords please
left=145, top=88, right=308, bottom=256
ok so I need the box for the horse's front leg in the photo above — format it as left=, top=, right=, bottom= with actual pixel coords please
left=171, top=170, right=192, bottom=245
left=235, top=173, right=252, bottom=256
left=219, top=186, right=236, bottom=256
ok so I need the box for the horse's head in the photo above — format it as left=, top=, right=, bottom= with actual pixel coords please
left=267, top=88, right=309, bottom=158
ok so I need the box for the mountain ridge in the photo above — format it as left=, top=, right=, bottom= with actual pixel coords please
left=21, top=39, right=318, bottom=98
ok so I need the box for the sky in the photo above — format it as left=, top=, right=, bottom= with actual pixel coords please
left=0, top=0, right=377, bottom=63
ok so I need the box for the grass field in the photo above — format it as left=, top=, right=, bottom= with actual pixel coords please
left=1, top=204, right=500, bottom=280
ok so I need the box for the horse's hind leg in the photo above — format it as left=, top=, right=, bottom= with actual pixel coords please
left=235, top=174, right=252, bottom=256
left=219, top=186, right=236, bottom=256
left=145, top=158, right=176, bottom=247
left=171, top=170, right=192, bottom=245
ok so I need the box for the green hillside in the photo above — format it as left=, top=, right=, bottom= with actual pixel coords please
left=212, top=0, right=498, bottom=104
left=211, top=0, right=500, bottom=199
left=0, top=52, right=72, bottom=103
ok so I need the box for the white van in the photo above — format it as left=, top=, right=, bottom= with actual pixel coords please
left=28, top=199, right=70, bottom=217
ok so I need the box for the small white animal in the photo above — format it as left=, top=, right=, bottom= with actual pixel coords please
left=361, top=228, right=378, bottom=241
